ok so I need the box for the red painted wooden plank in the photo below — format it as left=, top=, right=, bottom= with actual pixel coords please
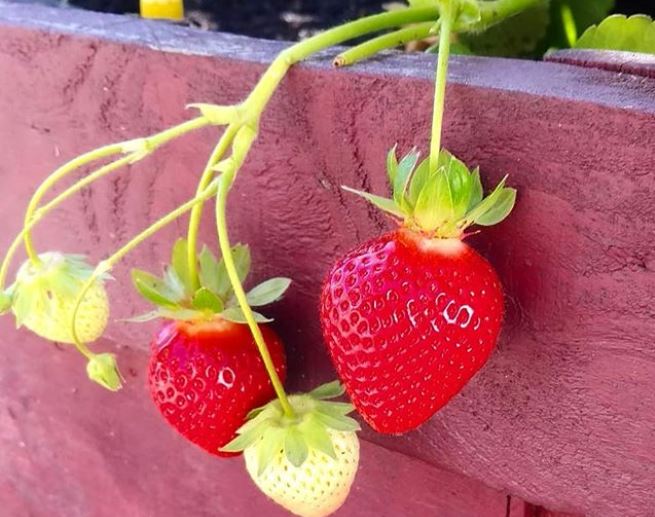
left=0, top=324, right=514, bottom=517
left=1, top=3, right=654, bottom=516
left=547, top=48, right=655, bottom=79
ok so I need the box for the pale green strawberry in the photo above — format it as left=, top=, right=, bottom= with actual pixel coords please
left=223, top=381, right=361, bottom=517
left=10, top=253, right=109, bottom=344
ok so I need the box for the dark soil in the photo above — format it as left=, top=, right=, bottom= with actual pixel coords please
left=27, top=0, right=655, bottom=41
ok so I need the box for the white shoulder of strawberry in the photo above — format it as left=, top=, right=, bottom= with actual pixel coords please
left=129, top=238, right=291, bottom=324
left=222, top=380, right=361, bottom=517
left=344, top=146, right=516, bottom=239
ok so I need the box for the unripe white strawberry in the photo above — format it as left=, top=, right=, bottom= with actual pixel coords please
left=10, top=253, right=109, bottom=344
left=223, top=381, right=361, bottom=517
left=245, top=428, right=359, bottom=517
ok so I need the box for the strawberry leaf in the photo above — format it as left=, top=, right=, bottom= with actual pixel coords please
left=342, top=187, right=405, bottom=219
left=246, top=277, right=291, bottom=307
left=314, top=411, right=361, bottom=432
left=574, top=14, right=655, bottom=54
left=192, top=287, right=224, bottom=313
left=220, top=306, right=272, bottom=324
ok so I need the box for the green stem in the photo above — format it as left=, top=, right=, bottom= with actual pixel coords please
left=215, top=170, right=294, bottom=418
left=334, top=22, right=435, bottom=67
left=22, top=116, right=209, bottom=268
left=187, top=124, right=239, bottom=290
left=0, top=154, right=135, bottom=289
left=185, top=6, right=443, bottom=287
left=429, top=1, right=455, bottom=171
left=70, top=179, right=219, bottom=350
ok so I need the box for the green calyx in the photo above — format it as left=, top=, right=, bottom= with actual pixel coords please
left=221, top=381, right=360, bottom=474
left=130, top=238, right=290, bottom=324
left=345, top=146, right=516, bottom=238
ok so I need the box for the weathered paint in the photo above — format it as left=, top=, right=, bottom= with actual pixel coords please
left=0, top=2, right=654, bottom=516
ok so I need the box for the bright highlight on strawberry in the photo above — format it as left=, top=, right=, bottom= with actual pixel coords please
left=8, top=252, right=110, bottom=344
left=223, top=381, right=360, bottom=517
left=320, top=148, right=516, bottom=434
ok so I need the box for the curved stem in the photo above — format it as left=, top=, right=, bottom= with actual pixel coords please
left=21, top=116, right=209, bottom=268
left=215, top=171, right=294, bottom=418
left=0, top=154, right=135, bottom=289
left=334, top=22, right=435, bottom=67
left=187, top=124, right=239, bottom=290
left=185, top=7, right=443, bottom=288
left=429, top=0, right=455, bottom=171
left=70, top=180, right=219, bottom=350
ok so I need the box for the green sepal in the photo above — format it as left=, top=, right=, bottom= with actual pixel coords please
left=221, top=381, right=358, bottom=473
left=192, top=287, right=224, bottom=313
left=0, top=290, right=12, bottom=315
left=246, top=277, right=291, bottom=307
left=461, top=175, right=516, bottom=227
left=86, top=353, right=123, bottom=391
left=386, top=144, right=399, bottom=185
left=342, top=186, right=405, bottom=219
left=171, top=238, right=194, bottom=297
left=130, top=240, right=285, bottom=324
left=344, top=145, right=517, bottom=238
left=131, top=269, right=180, bottom=308
left=393, top=148, right=420, bottom=209
left=309, top=380, right=345, bottom=400
left=198, top=246, right=223, bottom=297
left=220, top=306, right=272, bottom=324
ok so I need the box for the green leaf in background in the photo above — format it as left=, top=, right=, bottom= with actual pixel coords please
left=544, top=0, right=615, bottom=50
left=574, top=14, right=655, bottom=54
left=458, top=0, right=550, bottom=57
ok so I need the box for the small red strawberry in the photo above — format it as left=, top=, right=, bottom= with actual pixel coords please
left=131, top=239, right=290, bottom=455
left=320, top=148, right=516, bottom=434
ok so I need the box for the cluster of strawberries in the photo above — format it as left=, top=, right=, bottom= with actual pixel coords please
left=0, top=1, right=519, bottom=516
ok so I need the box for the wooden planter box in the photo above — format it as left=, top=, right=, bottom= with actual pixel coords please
left=0, top=3, right=653, bottom=516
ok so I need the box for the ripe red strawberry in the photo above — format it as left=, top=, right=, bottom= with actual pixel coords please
left=131, top=239, right=291, bottom=455
left=149, top=318, right=286, bottom=456
left=320, top=148, right=516, bottom=434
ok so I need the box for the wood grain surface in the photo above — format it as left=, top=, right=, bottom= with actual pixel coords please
left=1, top=3, right=654, bottom=516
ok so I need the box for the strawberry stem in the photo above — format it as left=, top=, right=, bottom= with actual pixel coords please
left=183, top=6, right=445, bottom=288
left=18, top=117, right=210, bottom=273
left=333, top=22, right=435, bottom=67
left=429, top=0, right=455, bottom=172
left=187, top=124, right=239, bottom=292
left=69, top=180, right=220, bottom=358
left=214, top=151, right=295, bottom=418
